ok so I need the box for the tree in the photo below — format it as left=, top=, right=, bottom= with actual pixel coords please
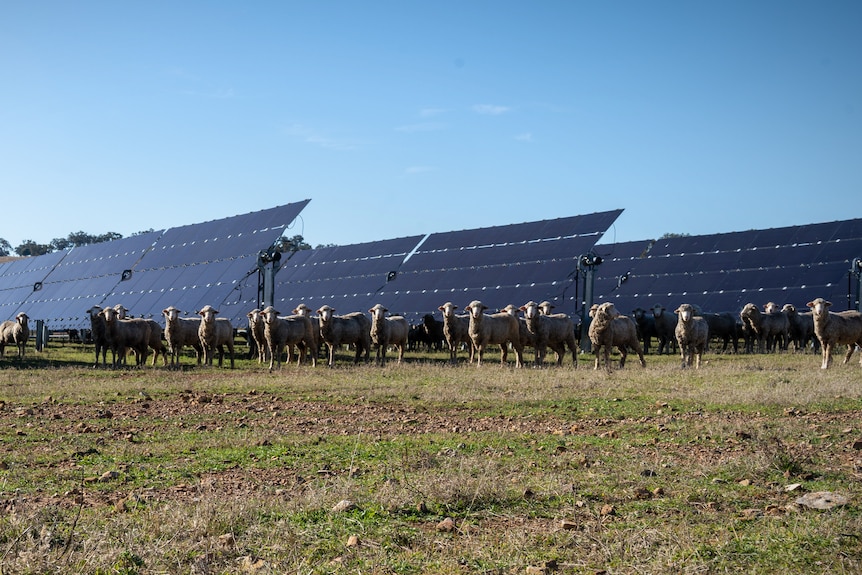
left=275, top=234, right=312, bottom=254
left=659, top=232, right=691, bottom=239
left=0, top=238, right=11, bottom=257
left=15, top=240, right=52, bottom=257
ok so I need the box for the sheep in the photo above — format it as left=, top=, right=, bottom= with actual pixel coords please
left=197, top=305, right=235, bottom=368
left=114, top=304, right=168, bottom=366
left=588, top=303, right=645, bottom=370
left=631, top=307, right=658, bottom=354
left=674, top=303, right=709, bottom=369
left=421, top=313, right=445, bottom=352
left=519, top=300, right=578, bottom=367
left=537, top=301, right=556, bottom=316
left=464, top=300, right=524, bottom=368
left=437, top=302, right=474, bottom=364
left=500, top=304, right=538, bottom=363
left=246, top=308, right=268, bottom=363
left=588, top=302, right=618, bottom=372
left=316, top=305, right=372, bottom=367
left=292, top=303, right=322, bottom=363
left=651, top=304, right=678, bottom=354
left=703, top=312, right=739, bottom=353
left=740, top=303, right=789, bottom=353
left=805, top=298, right=862, bottom=369
left=86, top=306, right=112, bottom=367
left=161, top=306, right=203, bottom=367
left=781, top=303, right=819, bottom=353
left=369, top=304, right=409, bottom=365
left=99, top=306, right=151, bottom=368
left=0, top=312, right=30, bottom=360
left=260, top=306, right=315, bottom=370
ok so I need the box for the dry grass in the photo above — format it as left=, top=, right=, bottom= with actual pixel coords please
left=0, top=346, right=861, bottom=574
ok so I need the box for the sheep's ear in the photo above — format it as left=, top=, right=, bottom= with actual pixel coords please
left=824, top=300, right=832, bottom=308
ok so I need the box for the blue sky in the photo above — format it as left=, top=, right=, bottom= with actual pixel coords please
left=1, top=1, right=859, bottom=251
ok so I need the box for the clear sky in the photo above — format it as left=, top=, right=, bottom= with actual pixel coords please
left=2, top=1, right=859, bottom=251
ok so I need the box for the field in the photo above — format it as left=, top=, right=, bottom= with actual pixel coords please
left=0, top=344, right=861, bottom=574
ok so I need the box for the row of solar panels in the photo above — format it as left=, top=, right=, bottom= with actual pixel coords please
left=0, top=201, right=311, bottom=329
left=1, top=201, right=860, bottom=331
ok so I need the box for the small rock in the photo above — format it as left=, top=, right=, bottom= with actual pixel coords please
left=436, top=517, right=456, bottom=532
left=331, top=499, right=356, bottom=513
left=218, top=533, right=236, bottom=548
left=795, top=491, right=849, bottom=510
left=346, top=534, right=359, bottom=547
left=560, top=519, right=578, bottom=530
left=99, top=471, right=119, bottom=482
left=600, top=504, right=615, bottom=516
left=784, top=483, right=803, bottom=492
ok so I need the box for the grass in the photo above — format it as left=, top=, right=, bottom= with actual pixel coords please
left=0, top=344, right=860, bottom=573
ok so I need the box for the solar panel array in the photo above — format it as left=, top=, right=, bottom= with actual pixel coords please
left=3, top=204, right=858, bottom=336
left=272, top=210, right=624, bottom=321
left=594, top=218, right=862, bottom=317
left=0, top=201, right=309, bottom=329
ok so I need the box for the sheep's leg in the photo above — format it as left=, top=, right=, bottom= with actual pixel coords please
left=842, top=344, right=855, bottom=366
left=821, top=343, right=831, bottom=369
left=618, top=346, right=628, bottom=369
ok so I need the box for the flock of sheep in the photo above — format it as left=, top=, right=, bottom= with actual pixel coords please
left=1, top=297, right=862, bottom=372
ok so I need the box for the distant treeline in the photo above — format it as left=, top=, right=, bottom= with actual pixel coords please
left=0, top=232, right=330, bottom=257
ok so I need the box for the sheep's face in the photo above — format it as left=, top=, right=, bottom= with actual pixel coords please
left=260, top=307, right=279, bottom=325
left=438, top=302, right=458, bottom=317
left=538, top=301, right=555, bottom=315
left=101, top=307, right=119, bottom=323
left=782, top=304, right=796, bottom=315
left=499, top=305, right=518, bottom=317
left=740, top=303, right=758, bottom=318
left=675, top=304, right=695, bottom=322
left=114, top=305, right=129, bottom=319
left=369, top=305, right=387, bottom=321
left=87, top=306, right=102, bottom=319
left=465, top=301, right=487, bottom=319
left=293, top=304, right=311, bottom=316
left=521, top=301, right=540, bottom=320
left=806, top=298, right=831, bottom=316
left=764, top=302, right=779, bottom=314
left=16, top=313, right=28, bottom=326
left=198, top=306, right=218, bottom=323
left=651, top=304, right=665, bottom=318
left=632, top=308, right=646, bottom=320
left=163, top=307, right=181, bottom=322
left=317, top=306, right=335, bottom=322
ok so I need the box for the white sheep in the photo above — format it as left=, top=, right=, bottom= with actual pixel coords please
left=86, top=305, right=111, bottom=367
left=0, top=312, right=30, bottom=360
left=99, top=306, right=151, bottom=368
left=464, top=300, right=524, bottom=368
left=114, top=304, right=168, bottom=366
left=161, top=306, right=203, bottom=367
left=316, top=305, right=372, bottom=367
left=674, top=303, right=709, bottom=369
left=292, top=303, right=321, bottom=363
left=499, top=304, right=537, bottom=363
left=805, top=298, right=862, bottom=369
left=260, top=306, right=315, bottom=370
left=246, top=308, right=268, bottom=363
left=437, top=302, right=474, bottom=364
left=197, top=305, right=235, bottom=368
left=519, top=301, right=578, bottom=367
left=588, top=302, right=618, bottom=372
left=587, top=303, right=644, bottom=370
left=369, top=303, right=409, bottom=365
